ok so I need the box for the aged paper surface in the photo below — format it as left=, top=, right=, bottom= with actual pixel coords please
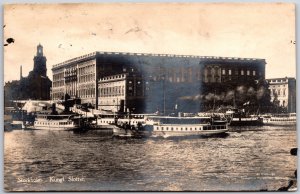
left=4, top=3, right=296, bottom=191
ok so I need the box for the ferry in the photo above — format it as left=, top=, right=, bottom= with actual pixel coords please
left=142, top=116, right=228, bottom=138
left=225, top=109, right=263, bottom=126
left=96, top=113, right=155, bottom=130
left=262, top=113, right=296, bottom=125
left=28, top=114, right=82, bottom=130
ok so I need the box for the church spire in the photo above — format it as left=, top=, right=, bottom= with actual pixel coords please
left=33, top=43, right=47, bottom=77
left=37, top=43, right=43, bottom=56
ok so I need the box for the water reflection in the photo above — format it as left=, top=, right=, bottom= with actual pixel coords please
left=4, top=125, right=297, bottom=191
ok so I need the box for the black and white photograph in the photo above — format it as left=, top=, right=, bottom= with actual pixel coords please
left=3, top=2, right=297, bottom=191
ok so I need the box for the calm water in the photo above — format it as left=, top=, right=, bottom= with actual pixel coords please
left=4, top=125, right=297, bottom=191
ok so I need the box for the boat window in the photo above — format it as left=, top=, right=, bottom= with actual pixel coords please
left=171, top=127, right=173, bottom=131
left=166, top=127, right=168, bottom=130
left=161, top=127, right=164, bottom=130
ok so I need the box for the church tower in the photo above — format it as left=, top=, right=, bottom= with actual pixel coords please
left=33, top=43, right=47, bottom=77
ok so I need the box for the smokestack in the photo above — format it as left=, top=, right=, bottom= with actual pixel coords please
left=20, top=65, right=22, bottom=80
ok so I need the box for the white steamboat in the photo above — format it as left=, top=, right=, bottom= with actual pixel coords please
left=144, top=116, right=228, bottom=138
left=263, top=113, right=296, bottom=125
left=30, top=114, right=82, bottom=130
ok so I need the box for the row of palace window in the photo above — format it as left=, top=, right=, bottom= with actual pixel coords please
left=78, top=88, right=95, bottom=98
left=52, top=92, right=64, bottom=99
left=151, top=75, right=200, bottom=83
left=65, top=68, right=77, bottom=76
left=78, top=64, right=95, bottom=75
left=78, top=74, right=95, bottom=83
left=101, top=74, right=126, bottom=81
left=99, top=86, right=125, bottom=97
left=53, top=80, right=64, bottom=87
left=53, top=72, right=64, bottom=82
left=222, top=69, right=256, bottom=76
left=271, top=88, right=286, bottom=96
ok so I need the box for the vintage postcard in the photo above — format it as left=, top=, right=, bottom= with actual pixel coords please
left=3, top=3, right=297, bottom=191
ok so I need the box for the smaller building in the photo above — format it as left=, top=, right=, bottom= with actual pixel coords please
left=266, top=77, right=296, bottom=113
left=4, top=44, right=52, bottom=105
left=98, top=73, right=144, bottom=113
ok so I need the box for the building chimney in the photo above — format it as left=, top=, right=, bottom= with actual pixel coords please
left=20, top=65, right=22, bottom=80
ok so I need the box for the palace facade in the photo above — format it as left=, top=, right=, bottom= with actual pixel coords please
left=98, top=73, right=144, bottom=113
left=266, top=77, right=296, bottom=113
left=51, top=52, right=266, bottom=113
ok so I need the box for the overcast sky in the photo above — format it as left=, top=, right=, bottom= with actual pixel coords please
left=3, top=3, right=296, bottom=82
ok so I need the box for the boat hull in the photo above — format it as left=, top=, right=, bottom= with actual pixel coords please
left=263, top=118, right=296, bottom=126
left=112, top=126, right=151, bottom=138
left=151, top=129, right=228, bottom=138
left=27, top=125, right=82, bottom=131
left=95, top=124, right=116, bottom=130
left=113, top=124, right=228, bottom=138
left=229, top=118, right=263, bottom=126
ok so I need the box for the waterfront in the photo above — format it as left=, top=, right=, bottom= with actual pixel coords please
left=4, top=125, right=297, bottom=191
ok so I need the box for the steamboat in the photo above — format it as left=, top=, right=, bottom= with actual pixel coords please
left=27, top=114, right=82, bottom=131
left=112, top=116, right=228, bottom=138
left=262, top=113, right=296, bottom=125
left=225, top=109, right=263, bottom=126
left=146, top=116, right=228, bottom=138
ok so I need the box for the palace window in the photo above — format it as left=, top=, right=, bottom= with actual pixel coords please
left=228, top=69, right=232, bottom=75
left=247, top=70, right=250, bottom=75
left=222, top=69, right=226, bottom=75
left=253, top=71, right=256, bottom=76
left=235, top=69, right=238, bottom=75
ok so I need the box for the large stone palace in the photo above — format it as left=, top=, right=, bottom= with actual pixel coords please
left=51, top=51, right=266, bottom=113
